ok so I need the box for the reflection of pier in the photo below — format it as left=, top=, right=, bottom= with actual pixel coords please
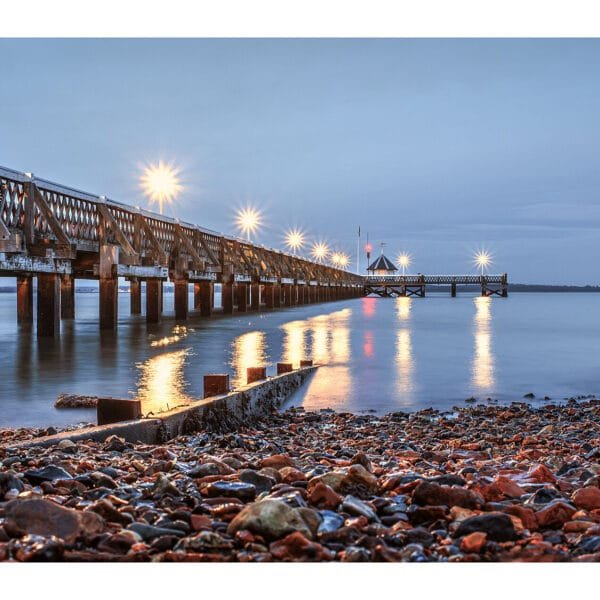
left=364, top=274, right=508, bottom=298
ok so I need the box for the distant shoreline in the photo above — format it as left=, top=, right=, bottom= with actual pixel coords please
left=1, top=284, right=600, bottom=293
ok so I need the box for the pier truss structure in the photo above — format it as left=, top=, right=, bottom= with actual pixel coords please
left=364, top=274, right=508, bottom=298
left=0, top=165, right=363, bottom=336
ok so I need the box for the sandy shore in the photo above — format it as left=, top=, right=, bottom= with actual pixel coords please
left=1, top=399, right=600, bottom=562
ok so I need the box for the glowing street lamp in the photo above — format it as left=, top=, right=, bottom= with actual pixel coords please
left=285, top=228, right=305, bottom=255
left=331, top=252, right=342, bottom=267
left=338, top=253, right=350, bottom=269
left=397, top=252, right=411, bottom=276
left=139, top=160, right=183, bottom=215
left=474, top=250, right=492, bottom=276
left=235, top=207, right=262, bottom=242
left=311, top=241, right=329, bottom=263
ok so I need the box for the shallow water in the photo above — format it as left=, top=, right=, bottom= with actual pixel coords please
left=0, top=290, right=599, bottom=427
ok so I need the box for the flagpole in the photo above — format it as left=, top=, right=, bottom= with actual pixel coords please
left=356, top=226, right=361, bottom=273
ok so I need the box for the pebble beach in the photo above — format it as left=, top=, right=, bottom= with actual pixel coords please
left=1, top=399, right=600, bottom=562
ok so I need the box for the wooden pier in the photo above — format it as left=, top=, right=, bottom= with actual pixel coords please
left=364, top=274, right=508, bottom=297
left=0, top=165, right=363, bottom=336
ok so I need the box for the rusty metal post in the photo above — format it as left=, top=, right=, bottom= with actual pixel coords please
left=60, top=274, right=75, bottom=319
left=130, top=278, right=142, bottom=315
left=37, top=273, right=60, bottom=337
left=146, top=279, right=162, bottom=323
left=174, top=280, right=189, bottom=320
left=277, top=362, right=293, bottom=374
left=16, top=274, right=33, bottom=324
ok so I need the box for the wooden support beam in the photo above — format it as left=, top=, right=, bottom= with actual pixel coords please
left=250, top=283, right=260, bottom=310
left=222, top=281, right=234, bottom=314
left=174, top=224, right=204, bottom=269
left=60, top=274, right=75, bottom=319
left=16, top=275, right=33, bottom=324
left=195, top=229, right=219, bottom=268
left=174, top=280, right=189, bottom=320
left=236, top=282, right=248, bottom=312
left=194, top=281, right=213, bottom=316
left=32, top=185, right=71, bottom=248
left=137, top=215, right=168, bottom=265
left=130, top=278, right=142, bottom=315
left=97, top=203, right=138, bottom=262
left=37, top=273, right=60, bottom=337
left=146, top=279, right=162, bottom=323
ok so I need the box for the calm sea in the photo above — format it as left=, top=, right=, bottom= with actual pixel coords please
left=0, top=290, right=599, bottom=428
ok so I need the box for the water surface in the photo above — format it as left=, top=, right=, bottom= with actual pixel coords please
left=0, top=291, right=598, bottom=427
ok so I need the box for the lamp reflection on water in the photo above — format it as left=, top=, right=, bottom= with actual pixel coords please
left=136, top=348, right=191, bottom=416
left=395, top=297, right=414, bottom=394
left=231, top=330, right=268, bottom=388
left=471, top=296, right=495, bottom=390
left=282, top=320, right=307, bottom=367
left=285, top=308, right=352, bottom=410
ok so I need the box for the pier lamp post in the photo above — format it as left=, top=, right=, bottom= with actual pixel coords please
left=311, top=241, right=329, bottom=263
left=474, top=251, right=492, bottom=276
left=139, top=160, right=183, bottom=215
left=235, top=207, right=262, bottom=242
left=397, top=253, right=411, bottom=276
left=285, top=228, right=305, bottom=255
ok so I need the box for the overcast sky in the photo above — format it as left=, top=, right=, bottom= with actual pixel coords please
left=1, top=38, right=599, bottom=284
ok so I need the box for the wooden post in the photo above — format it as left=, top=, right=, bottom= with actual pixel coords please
left=37, top=273, right=60, bottom=337
left=99, top=244, right=119, bottom=330
left=502, top=273, right=508, bottom=297
left=174, top=280, right=189, bottom=320
left=222, top=280, right=234, bottom=314
left=146, top=279, right=162, bottom=323
left=264, top=284, right=274, bottom=308
left=272, top=284, right=281, bottom=307
left=247, top=367, right=267, bottom=384
left=195, top=281, right=213, bottom=316
left=236, top=282, right=248, bottom=312
left=277, top=362, right=293, bottom=374
left=97, top=398, right=142, bottom=425
left=204, top=374, right=229, bottom=398
left=60, top=274, right=75, bottom=319
left=130, top=278, right=142, bottom=315
left=250, top=283, right=260, bottom=310
left=16, top=274, right=33, bottom=324
left=451, top=282, right=457, bottom=297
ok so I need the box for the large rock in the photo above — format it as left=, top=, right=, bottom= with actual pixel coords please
left=572, top=486, right=600, bottom=511
left=454, top=512, right=518, bottom=542
left=535, top=501, right=576, bottom=528
left=227, top=499, right=312, bottom=541
left=23, top=465, right=73, bottom=485
left=308, top=466, right=378, bottom=499
left=4, top=499, right=104, bottom=543
left=412, top=481, right=483, bottom=509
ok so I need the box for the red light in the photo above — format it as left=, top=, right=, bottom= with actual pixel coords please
left=365, top=243, right=373, bottom=253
